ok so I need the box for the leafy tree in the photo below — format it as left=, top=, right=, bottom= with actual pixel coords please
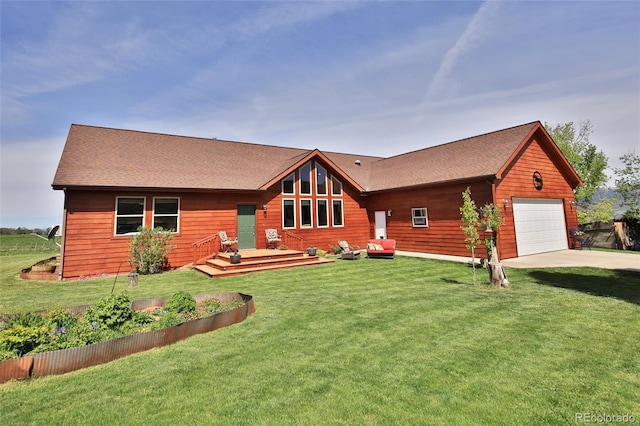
left=614, top=149, right=640, bottom=220
left=460, top=187, right=481, bottom=286
left=544, top=120, right=610, bottom=224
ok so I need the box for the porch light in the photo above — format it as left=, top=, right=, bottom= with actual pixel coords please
left=502, top=199, right=510, bottom=209
left=570, top=200, right=576, bottom=209
left=387, top=209, right=392, bottom=217
left=262, top=204, right=268, bottom=211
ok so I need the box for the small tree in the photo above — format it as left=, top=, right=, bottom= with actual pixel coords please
left=460, top=187, right=481, bottom=285
left=480, top=203, right=502, bottom=261
left=129, top=227, right=174, bottom=274
left=614, top=149, right=640, bottom=220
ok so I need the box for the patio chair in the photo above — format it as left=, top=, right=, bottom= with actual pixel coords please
left=218, top=230, right=238, bottom=252
left=570, top=228, right=593, bottom=250
left=265, top=228, right=282, bottom=249
left=338, top=240, right=361, bottom=260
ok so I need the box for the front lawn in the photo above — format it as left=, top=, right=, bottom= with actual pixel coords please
left=1, top=252, right=638, bottom=425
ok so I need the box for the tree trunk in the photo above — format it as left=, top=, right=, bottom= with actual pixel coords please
left=486, top=246, right=510, bottom=287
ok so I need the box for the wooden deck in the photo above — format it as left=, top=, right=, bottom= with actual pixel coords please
left=193, top=249, right=334, bottom=278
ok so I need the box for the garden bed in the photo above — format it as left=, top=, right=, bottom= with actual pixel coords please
left=0, top=292, right=254, bottom=383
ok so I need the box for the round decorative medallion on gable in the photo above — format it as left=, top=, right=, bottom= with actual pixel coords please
left=533, top=171, right=543, bottom=191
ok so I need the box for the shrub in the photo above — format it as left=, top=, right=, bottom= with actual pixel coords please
left=85, top=292, right=133, bottom=330
left=164, top=291, right=197, bottom=314
left=129, top=226, right=174, bottom=274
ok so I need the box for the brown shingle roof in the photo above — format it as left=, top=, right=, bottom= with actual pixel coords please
left=53, top=121, right=576, bottom=192
left=53, top=125, right=313, bottom=190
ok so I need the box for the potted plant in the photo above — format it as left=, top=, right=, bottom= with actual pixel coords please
left=307, top=246, right=317, bottom=256
left=230, top=249, right=241, bottom=264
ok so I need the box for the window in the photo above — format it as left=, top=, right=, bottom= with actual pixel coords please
left=331, top=176, right=342, bottom=195
left=300, top=199, right=312, bottom=227
left=317, top=200, right=328, bottom=227
left=282, top=173, right=295, bottom=194
left=332, top=200, right=343, bottom=226
left=412, top=208, right=429, bottom=227
left=153, top=197, right=179, bottom=232
left=115, top=197, right=145, bottom=235
left=283, top=199, right=296, bottom=228
left=316, top=164, right=327, bottom=195
left=300, top=162, right=311, bottom=194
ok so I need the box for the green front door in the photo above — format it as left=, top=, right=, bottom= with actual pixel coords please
left=237, top=205, right=256, bottom=249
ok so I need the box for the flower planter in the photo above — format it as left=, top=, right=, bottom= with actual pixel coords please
left=230, top=252, right=241, bottom=264
left=307, top=247, right=317, bottom=256
left=0, top=292, right=254, bottom=383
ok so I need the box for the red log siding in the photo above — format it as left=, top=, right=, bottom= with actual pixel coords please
left=367, top=180, right=493, bottom=257
left=496, top=136, right=578, bottom=259
left=62, top=190, right=266, bottom=279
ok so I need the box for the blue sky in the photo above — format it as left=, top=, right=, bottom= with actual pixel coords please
left=1, top=1, right=639, bottom=229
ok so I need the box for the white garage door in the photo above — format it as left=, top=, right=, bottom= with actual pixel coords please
left=512, top=199, right=568, bottom=256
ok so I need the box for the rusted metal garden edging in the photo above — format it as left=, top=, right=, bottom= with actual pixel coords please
left=0, top=292, right=255, bottom=383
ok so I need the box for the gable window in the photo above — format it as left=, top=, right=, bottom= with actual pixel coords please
left=283, top=199, right=296, bottom=229
left=316, top=164, right=327, bottom=195
left=317, top=200, right=328, bottom=227
left=115, top=197, right=145, bottom=235
left=300, top=199, right=312, bottom=227
left=412, top=208, right=429, bottom=227
left=153, top=197, right=179, bottom=232
left=331, top=176, right=342, bottom=195
left=282, top=173, right=295, bottom=194
left=332, top=200, right=344, bottom=226
left=300, top=162, right=311, bottom=195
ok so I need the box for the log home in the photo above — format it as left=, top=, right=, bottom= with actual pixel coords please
left=52, top=121, right=581, bottom=279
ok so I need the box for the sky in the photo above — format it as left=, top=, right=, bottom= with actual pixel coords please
left=1, top=1, right=639, bottom=229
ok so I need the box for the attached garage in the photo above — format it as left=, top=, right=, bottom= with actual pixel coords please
left=512, top=198, right=569, bottom=256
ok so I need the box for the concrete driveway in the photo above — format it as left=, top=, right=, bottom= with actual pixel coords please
left=396, top=249, right=640, bottom=273
left=501, top=250, right=640, bottom=272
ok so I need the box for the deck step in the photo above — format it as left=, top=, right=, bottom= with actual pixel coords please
left=193, top=249, right=334, bottom=278
left=194, top=257, right=334, bottom=278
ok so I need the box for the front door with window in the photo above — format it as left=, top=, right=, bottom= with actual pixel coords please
left=375, top=211, right=387, bottom=239
left=237, top=205, right=256, bottom=249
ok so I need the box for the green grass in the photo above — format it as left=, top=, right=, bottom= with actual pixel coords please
left=1, top=251, right=639, bottom=425
left=0, top=234, right=61, bottom=255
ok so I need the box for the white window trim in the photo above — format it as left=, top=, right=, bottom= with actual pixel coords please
left=300, top=162, right=312, bottom=195
left=152, top=197, right=180, bottom=233
left=300, top=199, right=313, bottom=228
left=331, top=175, right=343, bottom=196
left=332, top=199, right=344, bottom=227
left=316, top=199, right=329, bottom=228
left=282, top=198, right=296, bottom=229
left=114, top=196, right=146, bottom=236
left=282, top=172, right=296, bottom=195
left=316, top=163, right=327, bottom=195
left=412, top=207, right=429, bottom=227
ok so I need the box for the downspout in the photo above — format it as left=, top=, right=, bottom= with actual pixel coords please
left=59, top=188, right=68, bottom=280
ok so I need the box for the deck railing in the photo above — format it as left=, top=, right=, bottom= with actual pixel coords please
left=283, top=231, right=305, bottom=251
left=192, top=234, right=220, bottom=265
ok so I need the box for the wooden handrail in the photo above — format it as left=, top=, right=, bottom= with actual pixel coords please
left=283, top=231, right=305, bottom=251
left=192, top=233, right=220, bottom=265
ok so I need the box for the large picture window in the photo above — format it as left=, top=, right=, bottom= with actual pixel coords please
left=115, top=197, right=145, bottom=235
left=316, top=164, right=327, bottom=195
left=317, top=200, right=328, bottom=227
left=332, top=200, right=344, bottom=226
left=283, top=199, right=296, bottom=229
left=153, top=197, right=179, bottom=232
left=300, top=162, right=311, bottom=195
left=331, top=176, right=342, bottom=195
left=412, top=208, right=429, bottom=227
left=282, top=173, right=295, bottom=194
left=300, top=199, right=312, bottom=227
